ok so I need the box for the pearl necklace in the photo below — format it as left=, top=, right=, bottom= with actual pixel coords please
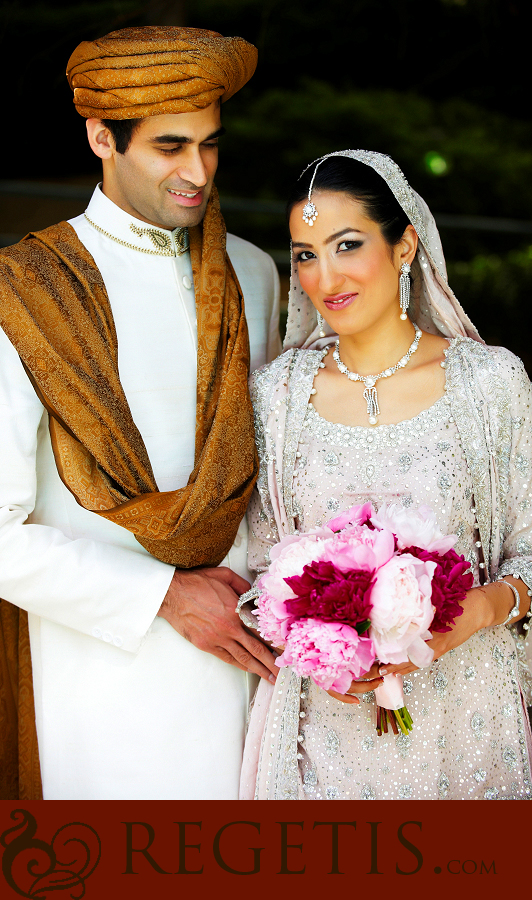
left=332, top=324, right=422, bottom=426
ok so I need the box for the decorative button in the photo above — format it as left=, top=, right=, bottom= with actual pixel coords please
left=182, top=275, right=192, bottom=290
left=103, top=631, right=112, bottom=642
left=92, top=627, right=102, bottom=638
left=113, top=636, right=123, bottom=647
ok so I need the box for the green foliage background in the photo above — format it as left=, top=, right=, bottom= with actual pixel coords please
left=1, top=0, right=531, bottom=367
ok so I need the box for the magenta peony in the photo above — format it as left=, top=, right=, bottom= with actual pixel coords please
left=284, top=560, right=374, bottom=629
left=406, top=546, right=473, bottom=632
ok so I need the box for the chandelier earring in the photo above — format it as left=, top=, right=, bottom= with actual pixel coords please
left=317, top=312, right=326, bottom=337
left=399, top=262, right=411, bottom=320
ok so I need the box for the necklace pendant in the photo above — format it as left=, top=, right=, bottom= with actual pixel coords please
left=363, top=385, right=380, bottom=426
left=332, top=324, right=421, bottom=429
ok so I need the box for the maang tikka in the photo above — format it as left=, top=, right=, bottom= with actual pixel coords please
left=302, top=158, right=326, bottom=225
left=399, top=262, right=411, bottom=320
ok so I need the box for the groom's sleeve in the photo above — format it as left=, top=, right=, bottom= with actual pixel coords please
left=0, top=326, right=175, bottom=654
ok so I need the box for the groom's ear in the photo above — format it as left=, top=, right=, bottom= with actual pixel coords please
left=86, top=120, right=116, bottom=160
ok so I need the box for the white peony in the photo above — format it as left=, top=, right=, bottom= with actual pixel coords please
left=371, top=503, right=457, bottom=554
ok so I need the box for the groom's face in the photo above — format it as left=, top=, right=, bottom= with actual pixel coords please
left=99, top=103, right=224, bottom=230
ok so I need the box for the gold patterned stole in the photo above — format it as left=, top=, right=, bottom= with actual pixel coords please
left=0, top=186, right=258, bottom=798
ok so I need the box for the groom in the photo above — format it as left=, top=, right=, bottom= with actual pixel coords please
left=0, top=26, right=280, bottom=800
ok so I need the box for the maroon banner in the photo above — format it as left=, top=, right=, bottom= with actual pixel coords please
left=0, top=800, right=529, bottom=897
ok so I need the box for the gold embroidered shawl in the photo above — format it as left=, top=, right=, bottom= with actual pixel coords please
left=0, top=186, right=259, bottom=798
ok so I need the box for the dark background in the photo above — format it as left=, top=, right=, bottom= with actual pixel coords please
left=1, top=0, right=531, bottom=369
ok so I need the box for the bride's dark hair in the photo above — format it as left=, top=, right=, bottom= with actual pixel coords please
left=287, top=156, right=410, bottom=246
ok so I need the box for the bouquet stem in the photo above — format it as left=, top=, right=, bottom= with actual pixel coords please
left=376, top=705, right=413, bottom=737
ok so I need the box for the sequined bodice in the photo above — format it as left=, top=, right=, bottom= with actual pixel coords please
left=284, top=405, right=528, bottom=800
left=293, top=397, right=480, bottom=576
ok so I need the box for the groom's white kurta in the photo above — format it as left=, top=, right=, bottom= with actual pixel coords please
left=0, top=187, right=281, bottom=799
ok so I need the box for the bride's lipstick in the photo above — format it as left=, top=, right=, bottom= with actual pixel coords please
left=323, top=292, right=357, bottom=310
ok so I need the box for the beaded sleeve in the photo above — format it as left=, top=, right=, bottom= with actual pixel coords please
left=236, top=353, right=291, bottom=621
left=447, top=340, right=532, bottom=701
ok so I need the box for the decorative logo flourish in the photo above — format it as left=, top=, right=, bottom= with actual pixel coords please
left=1, top=809, right=101, bottom=899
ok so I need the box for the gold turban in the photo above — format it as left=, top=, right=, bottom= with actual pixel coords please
left=66, top=25, right=257, bottom=119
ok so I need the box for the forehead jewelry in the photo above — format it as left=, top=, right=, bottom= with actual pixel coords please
left=302, top=158, right=326, bottom=225
left=333, top=323, right=422, bottom=426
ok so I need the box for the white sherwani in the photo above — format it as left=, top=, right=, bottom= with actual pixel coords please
left=0, top=187, right=281, bottom=799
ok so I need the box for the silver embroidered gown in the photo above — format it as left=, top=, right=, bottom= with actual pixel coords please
left=242, top=338, right=532, bottom=800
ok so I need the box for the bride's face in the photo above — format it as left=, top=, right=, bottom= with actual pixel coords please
left=290, top=191, right=416, bottom=336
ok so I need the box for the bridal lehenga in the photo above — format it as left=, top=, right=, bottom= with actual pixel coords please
left=239, top=151, right=532, bottom=800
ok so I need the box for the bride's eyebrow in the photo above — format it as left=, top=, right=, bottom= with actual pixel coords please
left=325, top=227, right=364, bottom=244
left=292, top=228, right=365, bottom=250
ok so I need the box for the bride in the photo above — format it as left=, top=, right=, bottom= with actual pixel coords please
left=238, top=150, right=532, bottom=800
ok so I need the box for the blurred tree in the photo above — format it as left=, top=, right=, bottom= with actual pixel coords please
left=145, top=0, right=185, bottom=25
left=217, top=81, right=532, bottom=263
left=188, top=0, right=530, bottom=119
left=1, top=0, right=531, bottom=366
left=447, top=246, right=532, bottom=371
left=0, top=0, right=143, bottom=175
left=219, top=81, right=532, bottom=215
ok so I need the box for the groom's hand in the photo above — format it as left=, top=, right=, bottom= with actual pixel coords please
left=157, top=566, right=278, bottom=682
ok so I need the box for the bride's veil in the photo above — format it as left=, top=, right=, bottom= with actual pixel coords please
left=282, top=149, right=483, bottom=351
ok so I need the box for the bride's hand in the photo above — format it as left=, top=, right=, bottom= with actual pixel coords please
left=375, top=583, right=514, bottom=678
left=325, top=662, right=384, bottom=705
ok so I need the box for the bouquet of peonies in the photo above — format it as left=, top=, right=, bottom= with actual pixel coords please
left=251, top=502, right=473, bottom=736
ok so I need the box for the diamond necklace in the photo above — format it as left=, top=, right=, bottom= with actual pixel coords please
left=332, top=323, right=422, bottom=426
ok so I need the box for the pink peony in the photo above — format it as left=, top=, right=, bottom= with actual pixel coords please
left=327, top=501, right=375, bottom=533
left=406, top=546, right=473, bottom=632
left=253, top=590, right=294, bottom=645
left=319, top=524, right=395, bottom=573
left=276, top=618, right=376, bottom=694
left=284, top=560, right=374, bottom=628
left=371, top=503, right=457, bottom=554
left=369, top=553, right=436, bottom=668
left=258, top=533, right=332, bottom=602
